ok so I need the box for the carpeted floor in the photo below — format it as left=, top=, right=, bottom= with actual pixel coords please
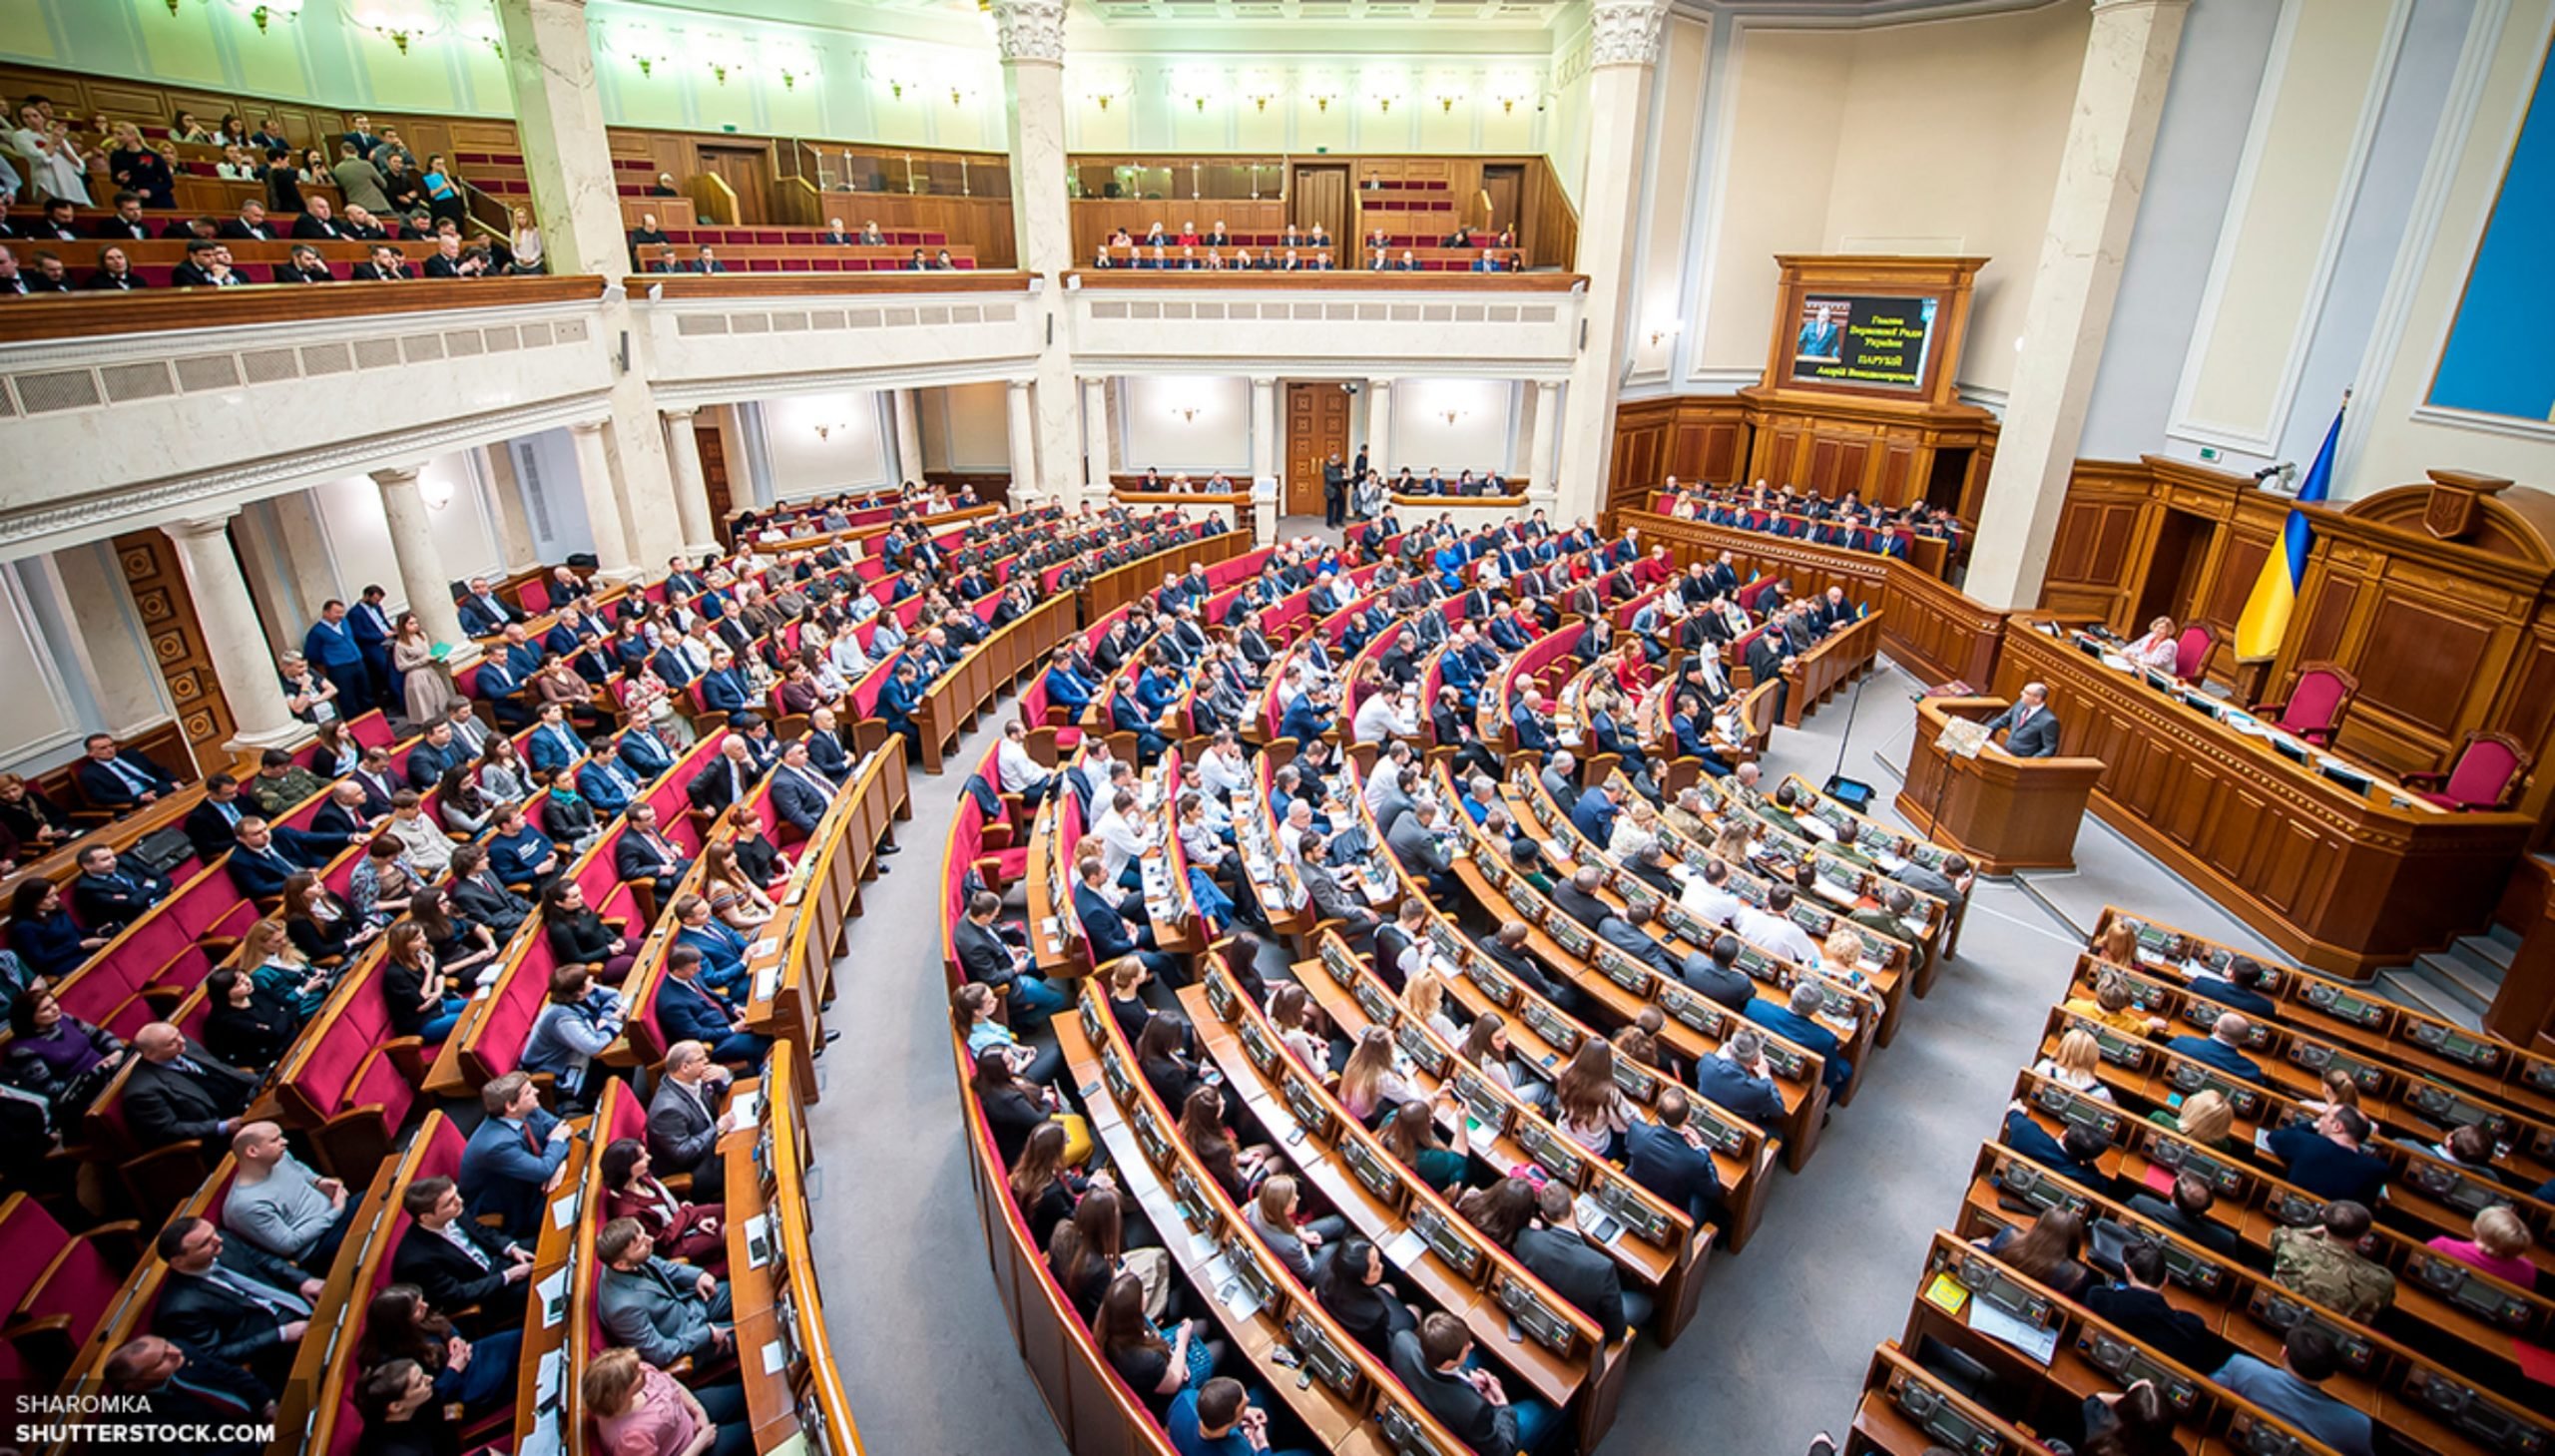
left=796, top=584, right=2281, bottom=1454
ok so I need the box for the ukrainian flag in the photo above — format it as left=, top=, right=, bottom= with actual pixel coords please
left=2234, top=397, right=2345, bottom=663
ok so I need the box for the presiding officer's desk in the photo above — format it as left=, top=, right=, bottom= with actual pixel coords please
left=1895, top=696, right=2105, bottom=874
left=1996, top=617, right=2534, bottom=980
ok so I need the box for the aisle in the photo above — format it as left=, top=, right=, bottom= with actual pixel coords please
left=802, top=704, right=1071, bottom=1456
left=805, top=646, right=2279, bottom=1454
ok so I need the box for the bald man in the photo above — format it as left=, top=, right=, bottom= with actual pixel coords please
left=1985, top=682, right=2061, bottom=758
left=123, top=1022, right=257, bottom=1152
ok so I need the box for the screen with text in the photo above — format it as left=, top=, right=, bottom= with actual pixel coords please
left=1789, top=294, right=1938, bottom=391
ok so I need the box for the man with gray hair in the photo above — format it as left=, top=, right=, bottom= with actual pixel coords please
left=1694, top=1028, right=1787, bottom=1126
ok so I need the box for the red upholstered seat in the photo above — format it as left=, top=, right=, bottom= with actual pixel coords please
left=2172, top=624, right=2214, bottom=682
left=2254, top=663, right=2356, bottom=746
left=2401, top=731, right=2531, bottom=812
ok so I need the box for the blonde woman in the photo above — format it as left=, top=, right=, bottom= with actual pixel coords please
left=508, top=205, right=545, bottom=274
left=1818, top=926, right=1866, bottom=982
left=2091, top=919, right=2141, bottom=970
left=240, top=918, right=332, bottom=1020
left=1404, top=968, right=1460, bottom=1042
left=1713, top=819, right=1755, bottom=868
left=2148, top=1088, right=2240, bottom=1156
left=2029, top=1029, right=2113, bottom=1101
left=2061, top=971, right=2166, bottom=1038
left=1607, top=796, right=1660, bottom=862
left=2427, top=1206, right=2541, bottom=1290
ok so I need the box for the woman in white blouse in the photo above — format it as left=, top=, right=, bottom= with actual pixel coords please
left=2122, top=616, right=2182, bottom=673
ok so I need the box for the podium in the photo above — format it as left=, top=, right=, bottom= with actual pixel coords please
left=1894, top=697, right=2104, bottom=872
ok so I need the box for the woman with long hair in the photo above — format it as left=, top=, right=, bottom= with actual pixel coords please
left=1313, top=1234, right=1418, bottom=1361
left=701, top=842, right=774, bottom=932
left=1266, top=983, right=1329, bottom=1073
left=1551, top=1038, right=1632, bottom=1156
left=8, top=877, right=96, bottom=979
left=392, top=611, right=461, bottom=728
left=1007, top=1120, right=1089, bottom=1251
left=2030, top=1028, right=2112, bottom=1100
left=1178, top=1084, right=1270, bottom=1202
left=380, top=920, right=464, bottom=1043
left=239, top=918, right=332, bottom=1020
left=475, top=735, right=530, bottom=803
left=1455, top=1176, right=1537, bottom=1249
left=1334, top=1025, right=1416, bottom=1127
left=283, top=867, right=377, bottom=964
left=1092, top=1272, right=1218, bottom=1415
left=1978, top=1207, right=2091, bottom=1298
left=1376, top=1094, right=1471, bottom=1193
left=355, top=1283, right=520, bottom=1418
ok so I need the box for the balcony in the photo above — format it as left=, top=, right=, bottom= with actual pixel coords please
left=1063, top=270, right=1587, bottom=375
left=632, top=272, right=1044, bottom=405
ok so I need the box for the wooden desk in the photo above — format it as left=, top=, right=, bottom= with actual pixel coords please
left=1894, top=696, right=2105, bottom=873
left=1998, top=619, right=2534, bottom=977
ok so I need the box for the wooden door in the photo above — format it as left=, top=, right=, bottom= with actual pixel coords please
left=700, top=147, right=774, bottom=224
left=1291, top=165, right=1349, bottom=249
left=1284, top=383, right=1352, bottom=518
left=1482, top=165, right=1523, bottom=241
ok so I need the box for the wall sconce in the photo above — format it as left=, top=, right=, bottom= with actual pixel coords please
left=1490, top=70, right=1536, bottom=115
left=1171, top=69, right=1220, bottom=115
left=1305, top=74, right=1341, bottom=112
left=418, top=474, right=455, bottom=511
left=459, top=11, right=505, bottom=59
left=1079, top=67, right=1133, bottom=113
left=619, top=28, right=670, bottom=78
left=1435, top=92, right=1461, bottom=114
left=352, top=3, right=443, bottom=55
left=1172, top=406, right=1200, bottom=424
left=1437, top=408, right=1465, bottom=427
left=870, top=53, right=920, bottom=101
left=1240, top=70, right=1281, bottom=113
left=226, top=0, right=303, bottom=32
left=777, top=66, right=813, bottom=91
left=1648, top=318, right=1683, bottom=348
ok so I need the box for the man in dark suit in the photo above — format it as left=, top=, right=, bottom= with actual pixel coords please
left=1624, top=1089, right=1723, bottom=1225
left=1693, top=1032, right=1788, bottom=1128
left=350, top=244, right=410, bottom=280
left=687, top=737, right=761, bottom=816
left=1682, top=933, right=1758, bottom=1012
left=389, top=1175, right=534, bottom=1323
left=767, top=741, right=835, bottom=837
left=402, top=722, right=462, bottom=791
left=218, top=203, right=276, bottom=242
left=2084, top=1239, right=2225, bottom=1372
left=1516, top=1184, right=1647, bottom=1347
left=459, top=1073, right=574, bottom=1241
left=74, top=731, right=176, bottom=809
left=954, top=890, right=1069, bottom=1029
left=222, top=816, right=327, bottom=899
left=801, top=707, right=855, bottom=783
left=150, top=1217, right=311, bottom=1395
left=289, top=196, right=345, bottom=240
left=185, top=773, right=252, bottom=860
left=1984, top=682, right=2061, bottom=758
left=2002, top=1101, right=2113, bottom=1194
left=1568, top=779, right=1618, bottom=846
left=818, top=219, right=855, bottom=245
left=2124, top=1173, right=2244, bottom=1260
left=2164, top=1014, right=2266, bottom=1084
left=125, top=1023, right=257, bottom=1152
left=1389, top=1312, right=1554, bottom=1456
left=656, top=949, right=771, bottom=1066
left=615, top=802, right=692, bottom=902
left=1549, top=866, right=1612, bottom=934
left=93, top=193, right=155, bottom=242
left=71, top=844, right=173, bottom=934
left=1073, top=855, right=1182, bottom=983
left=455, top=577, right=516, bottom=637
left=647, top=1041, right=738, bottom=1192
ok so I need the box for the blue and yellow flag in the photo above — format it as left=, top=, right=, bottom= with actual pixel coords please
left=2234, top=397, right=2345, bottom=663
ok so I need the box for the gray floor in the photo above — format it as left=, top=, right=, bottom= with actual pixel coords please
left=798, top=596, right=2281, bottom=1453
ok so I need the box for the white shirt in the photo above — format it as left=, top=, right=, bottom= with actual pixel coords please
left=2124, top=632, right=2179, bottom=672
left=1199, top=748, right=1252, bottom=804
left=996, top=738, right=1050, bottom=793
left=1735, top=905, right=1819, bottom=965
left=1092, top=807, right=1154, bottom=885
left=1679, top=878, right=1744, bottom=928
left=1352, top=693, right=1414, bottom=745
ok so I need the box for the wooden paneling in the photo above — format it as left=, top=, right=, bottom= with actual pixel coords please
left=1282, top=382, right=1351, bottom=518
left=118, top=529, right=235, bottom=767
left=1606, top=394, right=1992, bottom=534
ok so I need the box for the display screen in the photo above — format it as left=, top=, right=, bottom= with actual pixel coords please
left=1789, top=294, right=1939, bottom=391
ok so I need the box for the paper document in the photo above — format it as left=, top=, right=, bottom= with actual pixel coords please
left=762, top=1338, right=789, bottom=1374
left=731, top=1088, right=765, bottom=1126
left=745, top=1213, right=775, bottom=1268
left=536, top=1269, right=569, bottom=1328
left=551, top=1194, right=578, bottom=1230
left=1969, top=1301, right=2059, bottom=1366
left=750, top=938, right=781, bottom=958
left=1380, top=1226, right=1429, bottom=1270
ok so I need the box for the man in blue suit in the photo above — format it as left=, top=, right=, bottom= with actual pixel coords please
left=2002, top=1101, right=2115, bottom=1194
left=698, top=651, right=754, bottom=716
left=455, top=577, right=517, bottom=637
left=1042, top=650, right=1095, bottom=721
left=655, top=946, right=771, bottom=1066
left=1624, top=1089, right=1723, bottom=1225
left=470, top=651, right=534, bottom=730
left=74, top=732, right=178, bottom=809
left=1277, top=680, right=1332, bottom=745
left=1112, top=685, right=1171, bottom=764
left=526, top=705, right=587, bottom=774
left=577, top=738, right=642, bottom=817
left=300, top=600, right=373, bottom=717
left=1569, top=779, right=1618, bottom=847
left=222, top=816, right=328, bottom=899
left=617, top=726, right=675, bottom=780
left=801, top=708, right=854, bottom=784
left=673, top=895, right=753, bottom=996
left=348, top=585, right=395, bottom=705
left=878, top=658, right=926, bottom=758
left=767, top=742, right=834, bottom=836
left=459, top=1072, right=573, bottom=1241
left=1509, top=690, right=1555, bottom=758
left=401, top=722, right=462, bottom=791
left=1693, top=1032, right=1788, bottom=1128
left=1984, top=683, right=2061, bottom=758
left=1746, top=981, right=1851, bottom=1096
left=2165, top=1014, right=2266, bottom=1084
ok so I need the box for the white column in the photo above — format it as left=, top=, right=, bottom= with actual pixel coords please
left=990, top=0, right=1086, bottom=520
left=892, top=389, right=927, bottom=488
left=1251, top=376, right=1279, bottom=491
left=494, top=0, right=630, bottom=281
left=568, top=419, right=639, bottom=578
left=1367, top=379, right=1394, bottom=479
left=1529, top=381, right=1562, bottom=507
left=162, top=514, right=309, bottom=751
left=1082, top=377, right=1113, bottom=504
left=1551, top=0, right=1670, bottom=526
left=1964, top=0, right=2191, bottom=608
left=372, top=468, right=482, bottom=667
left=480, top=444, right=541, bottom=572
left=661, top=407, right=720, bottom=556
left=1006, top=380, right=1042, bottom=501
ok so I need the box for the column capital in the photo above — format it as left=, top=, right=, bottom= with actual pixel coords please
left=1588, top=0, right=1671, bottom=68
left=1007, top=378, right=1034, bottom=395
left=988, top=0, right=1067, bottom=65
left=1252, top=376, right=1278, bottom=389
left=569, top=417, right=609, bottom=437
left=166, top=511, right=239, bottom=539
left=369, top=465, right=423, bottom=488
left=661, top=405, right=701, bottom=422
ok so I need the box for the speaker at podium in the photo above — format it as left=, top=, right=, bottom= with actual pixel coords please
left=1895, top=696, right=2104, bottom=872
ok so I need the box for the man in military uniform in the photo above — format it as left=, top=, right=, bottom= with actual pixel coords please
left=2269, top=1201, right=2395, bottom=1321
left=1849, top=885, right=1927, bottom=983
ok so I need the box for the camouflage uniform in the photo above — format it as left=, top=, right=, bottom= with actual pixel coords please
left=2270, top=1226, right=2395, bottom=1321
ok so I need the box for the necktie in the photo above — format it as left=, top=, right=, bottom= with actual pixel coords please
left=218, top=801, right=239, bottom=826
left=175, top=1056, right=202, bottom=1076
left=445, top=1222, right=491, bottom=1270
left=519, top=1119, right=541, bottom=1154
left=110, top=758, right=149, bottom=791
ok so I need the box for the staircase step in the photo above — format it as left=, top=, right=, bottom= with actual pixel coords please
left=2426, top=945, right=2506, bottom=1007
left=2377, top=965, right=2486, bottom=1033
left=2460, top=930, right=2517, bottom=973
left=2484, top=920, right=2524, bottom=953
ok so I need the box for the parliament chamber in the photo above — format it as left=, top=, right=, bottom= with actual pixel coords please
left=3, top=0, right=2555, bottom=1454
